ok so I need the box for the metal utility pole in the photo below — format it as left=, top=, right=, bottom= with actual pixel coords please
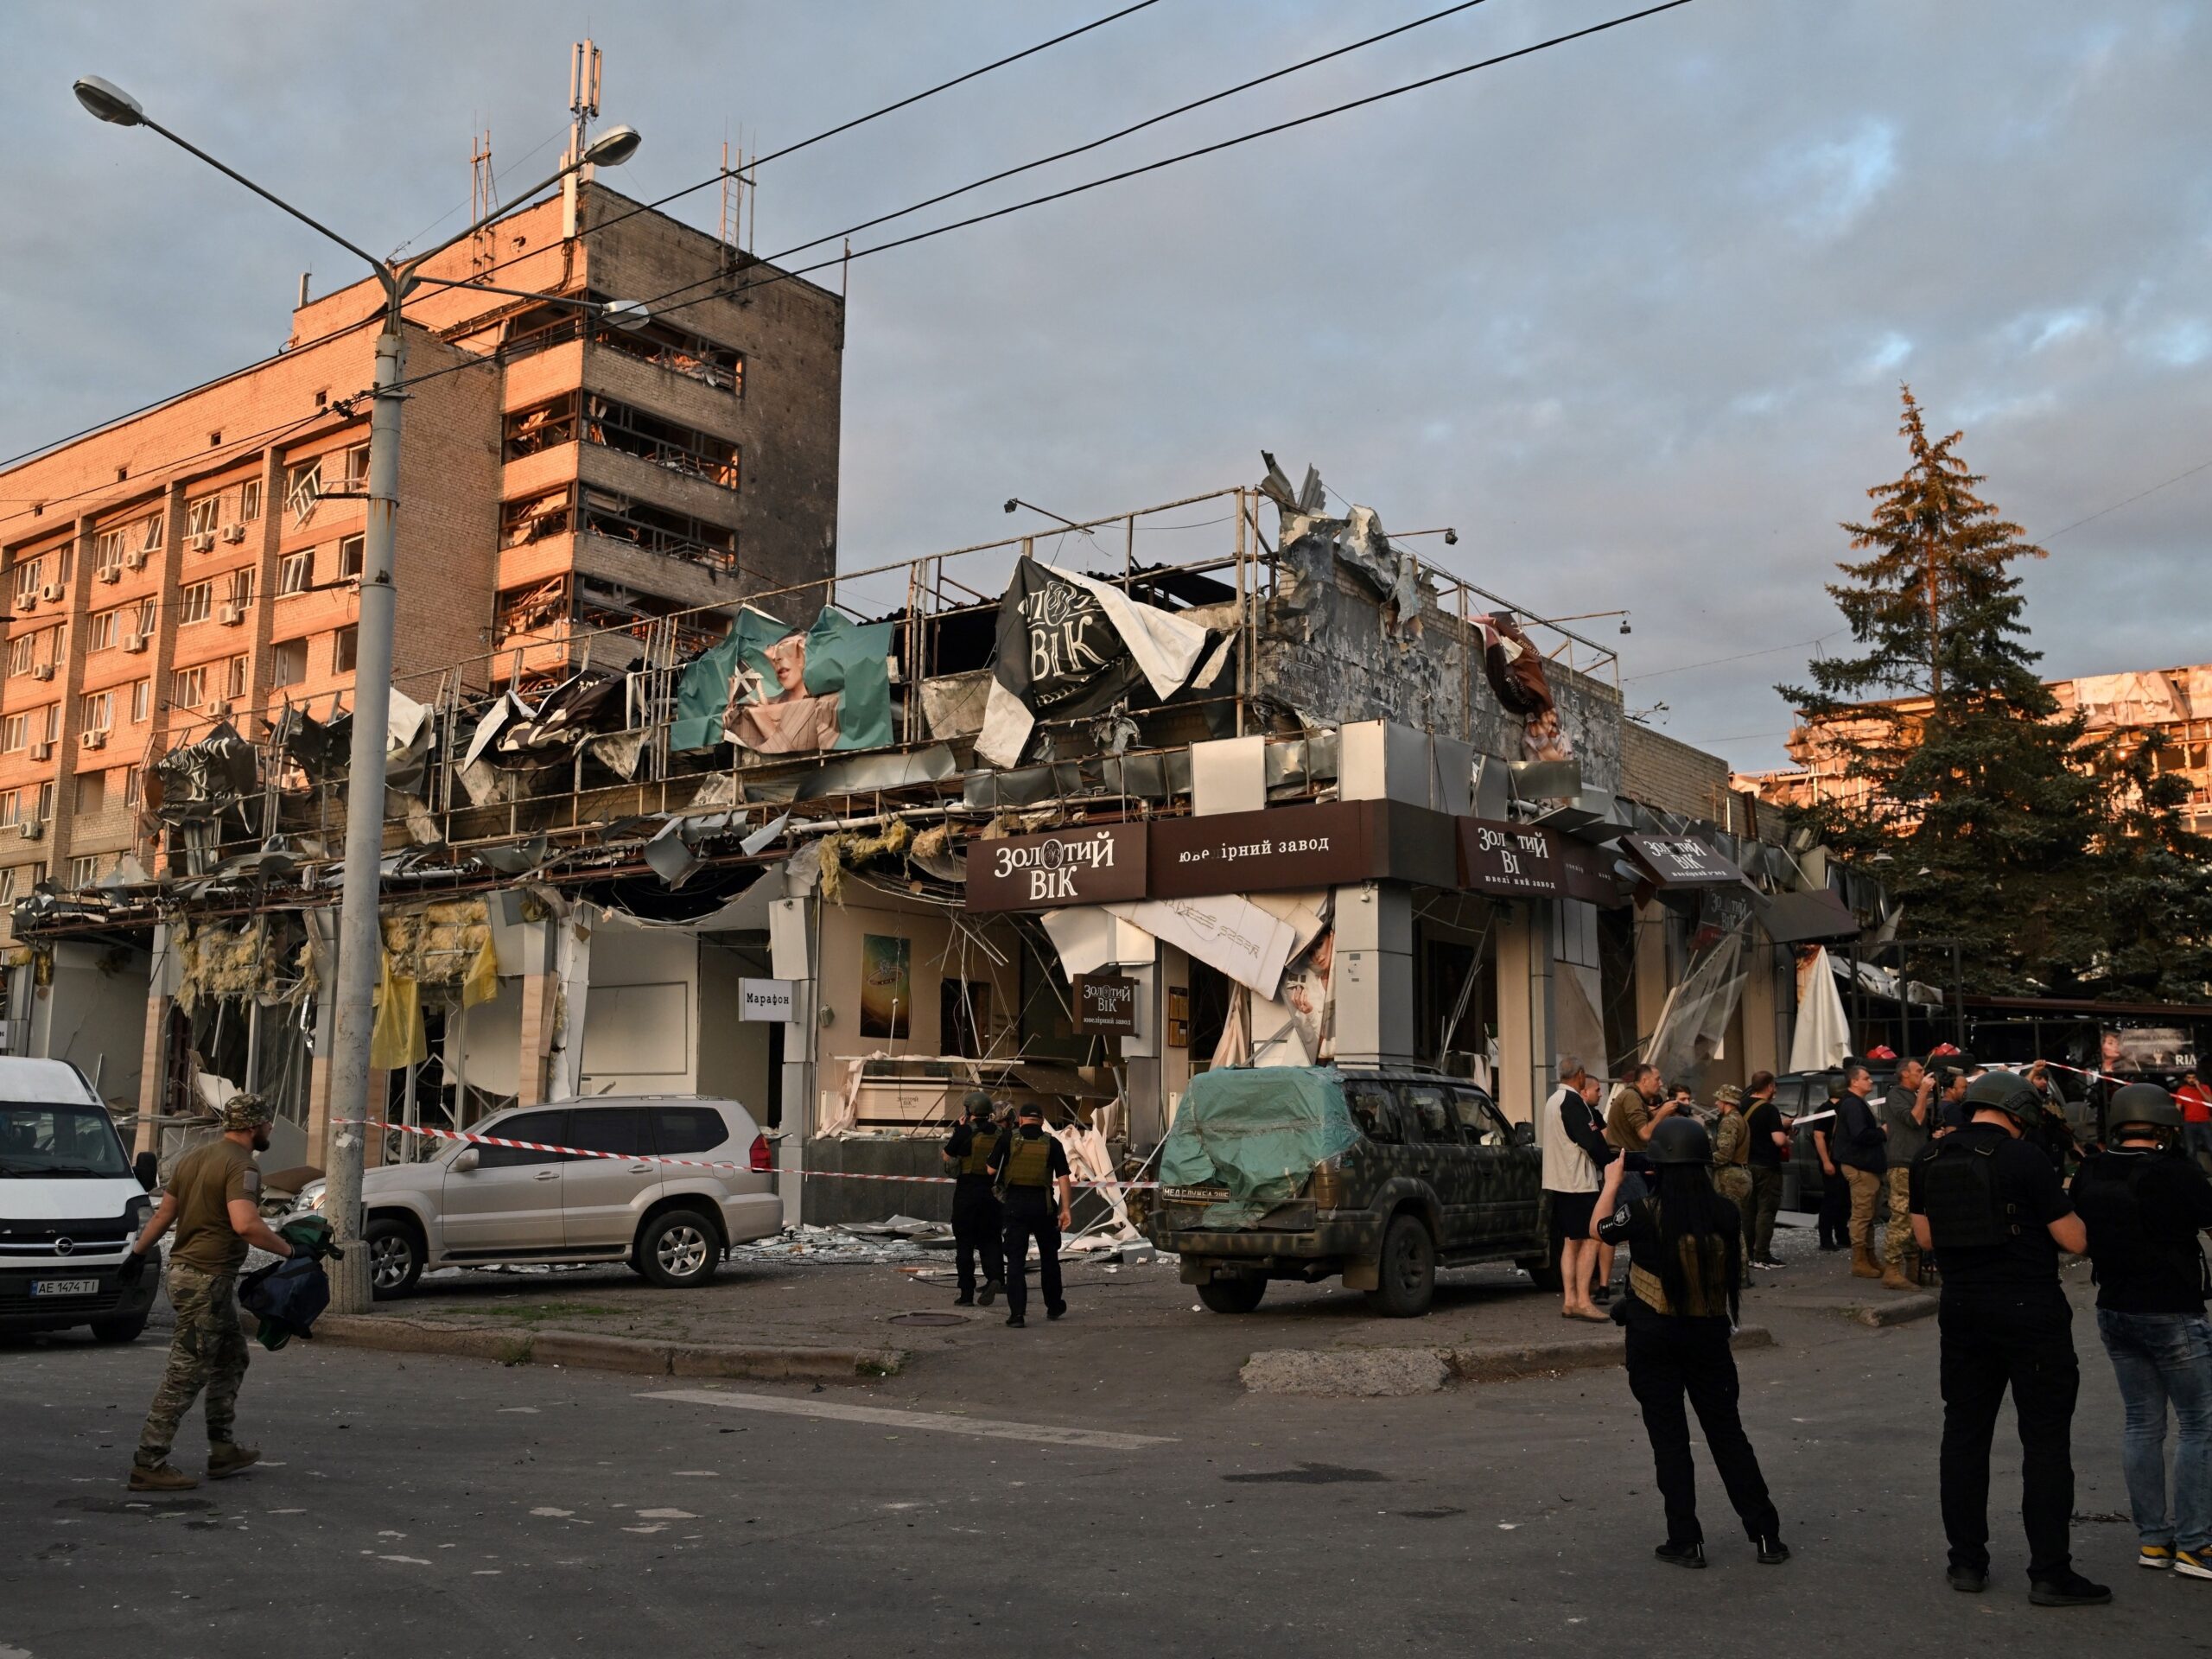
left=73, top=75, right=641, bottom=1312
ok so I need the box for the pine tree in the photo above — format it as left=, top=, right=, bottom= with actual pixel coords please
left=1778, top=386, right=2108, bottom=993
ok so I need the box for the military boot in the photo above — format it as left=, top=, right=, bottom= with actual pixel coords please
left=1880, top=1259, right=1916, bottom=1292
left=206, top=1442, right=260, bottom=1481
left=128, top=1462, right=200, bottom=1492
left=1851, top=1243, right=1883, bottom=1280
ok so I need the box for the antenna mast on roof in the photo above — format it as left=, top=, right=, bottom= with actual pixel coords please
left=563, top=39, right=601, bottom=240
left=469, top=128, right=496, bottom=277
left=720, top=140, right=742, bottom=272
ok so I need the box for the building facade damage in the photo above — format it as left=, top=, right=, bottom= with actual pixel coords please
left=9, top=464, right=1889, bottom=1224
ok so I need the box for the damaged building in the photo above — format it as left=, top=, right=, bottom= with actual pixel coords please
left=6, top=443, right=1891, bottom=1222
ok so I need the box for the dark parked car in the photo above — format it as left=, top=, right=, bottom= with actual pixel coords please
left=1146, top=1065, right=1551, bottom=1319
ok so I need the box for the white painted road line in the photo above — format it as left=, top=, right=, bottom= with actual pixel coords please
left=639, top=1389, right=1177, bottom=1451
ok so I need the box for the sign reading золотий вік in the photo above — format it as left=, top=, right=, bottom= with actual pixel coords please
left=1072, top=973, right=1139, bottom=1035
left=965, top=823, right=1149, bottom=912
left=1455, top=817, right=1566, bottom=898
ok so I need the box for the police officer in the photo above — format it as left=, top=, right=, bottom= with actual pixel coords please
left=2070, top=1084, right=2212, bottom=1578
left=1910, top=1070, right=2109, bottom=1606
left=118, top=1094, right=296, bottom=1491
left=1592, top=1116, right=1788, bottom=1568
left=988, top=1100, right=1071, bottom=1329
left=941, top=1090, right=1005, bottom=1307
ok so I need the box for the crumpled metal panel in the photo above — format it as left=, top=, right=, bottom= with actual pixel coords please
left=151, top=722, right=257, bottom=824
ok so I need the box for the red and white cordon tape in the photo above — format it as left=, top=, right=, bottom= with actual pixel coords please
left=336, top=1118, right=1160, bottom=1190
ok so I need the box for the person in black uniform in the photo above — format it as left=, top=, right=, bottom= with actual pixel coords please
left=1910, top=1070, right=2108, bottom=1606
left=1812, top=1071, right=1851, bottom=1252
left=1592, top=1116, right=1788, bottom=1569
left=2069, top=1083, right=2212, bottom=1578
left=988, top=1101, right=1072, bottom=1329
left=941, top=1090, right=1005, bottom=1307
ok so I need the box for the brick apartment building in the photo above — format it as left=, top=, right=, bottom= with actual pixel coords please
left=0, top=181, right=843, bottom=931
left=1735, top=663, right=2212, bottom=836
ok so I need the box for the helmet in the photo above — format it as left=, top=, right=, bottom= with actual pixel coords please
left=1963, top=1070, right=2039, bottom=1127
left=1649, top=1116, right=1712, bottom=1166
left=1823, top=1071, right=1847, bottom=1103
left=962, top=1090, right=995, bottom=1117
left=2107, top=1082, right=2183, bottom=1135
left=219, top=1092, right=274, bottom=1132
left=1714, top=1084, right=1745, bottom=1109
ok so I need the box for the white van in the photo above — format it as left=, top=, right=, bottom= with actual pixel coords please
left=0, top=1058, right=160, bottom=1342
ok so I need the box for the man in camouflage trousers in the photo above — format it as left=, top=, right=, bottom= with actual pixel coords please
left=117, top=1093, right=296, bottom=1491
left=1710, top=1085, right=1756, bottom=1285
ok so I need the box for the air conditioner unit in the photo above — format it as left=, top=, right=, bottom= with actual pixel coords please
left=123, top=550, right=147, bottom=571
left=79, top=729, right=106, bottom=751
left=38, top=583, right=62, bottom=603
left=207, top=698, right=233, bottom=717
left=17, top=820, right=43, bottom=842
left=14, top=594, right=34, bottom=612
left=28, top=664, right=54, bottom=683
left=188, top=532, right=215, bottom=553
left=122, top=632, right=148, bottom=655
left=28, top=741, right=52, bottom=762
left=97, top=566, right=121, bottom=584
left=218, top=603, right=244, bottom=626
left=221, top=524, right=248, bottom=544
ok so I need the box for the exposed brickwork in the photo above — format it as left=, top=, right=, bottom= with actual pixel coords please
left=1623, top=721, right=1733, bottom=823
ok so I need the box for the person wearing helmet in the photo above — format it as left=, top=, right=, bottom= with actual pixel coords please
left=1811, top=1071, right=1852, bottom=1253
left=988, top=1100, right=1071, bottom=1329
left=1909, top=1070, right=2107, bottom=1606
left=1591, top=1113, right=1788, bottom=1570
left=117, top=1094, right=296, bottom=1491
left=2069, top=1084, right=2212, bottom=1580
left=941, top=1090, right=1006, bottom=1307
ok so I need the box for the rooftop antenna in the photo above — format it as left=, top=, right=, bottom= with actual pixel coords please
left=563, top=38, right=601, bottom=240
left=469, top=127, right=496, bottom=277
left=720, top=139, right=741, bottom=272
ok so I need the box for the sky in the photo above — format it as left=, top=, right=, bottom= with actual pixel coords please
left=3, top=1, right=2207, bottom=771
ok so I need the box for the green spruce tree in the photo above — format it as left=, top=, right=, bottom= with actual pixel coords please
left=1778, top=386, right=2107, bottom=993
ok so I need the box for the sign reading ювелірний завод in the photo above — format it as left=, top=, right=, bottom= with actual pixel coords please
left=964, top=823, right=1149, bottom=912
left=1148, top=802, right=1371, bottom=898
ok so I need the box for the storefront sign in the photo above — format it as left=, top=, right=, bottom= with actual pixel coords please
left=1151, top=801, right=1368, bottom=898
left=965, top=823, right=1149, bottom=912
left=738, top=978, right=796, bottom=1021
left=1624, top=834, right=1742, bottom=888
left=1072, top=973, right=1140, bottom=1034
left=1456, top=817, right=1565, bottom=898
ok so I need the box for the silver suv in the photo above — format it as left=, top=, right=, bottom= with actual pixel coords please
left=296, top=1097, right=782, bottom=1300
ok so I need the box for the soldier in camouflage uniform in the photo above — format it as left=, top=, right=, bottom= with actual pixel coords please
left=1710, top=1085, right=1756, bottom=1286
left=116, top=1094, right=296, bottom=1491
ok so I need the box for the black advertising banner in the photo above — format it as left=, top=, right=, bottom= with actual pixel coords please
left=1152, top=801, right=1370, bottom=897
left=965, top=823, right=1149, bottom=912
left=1456, top=817, right=1566, bottom=898
left=993, top=556, right=1148, bottom=721
left=1623, top=833, right=1742, bottom=888
left=1072, top=974, right=1140, bottom=1034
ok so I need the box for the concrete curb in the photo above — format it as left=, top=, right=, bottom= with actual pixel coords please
left=1840, top=1293, right=1939, bottom=1329
left=245, top=1311, right=906, bottom=1382
left=1242, top=1325, right=1775, bottom=1395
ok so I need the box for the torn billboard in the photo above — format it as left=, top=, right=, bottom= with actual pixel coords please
left=977, top=556, right=1211, bottom=767
left=671, top=607, right=894, bottom=755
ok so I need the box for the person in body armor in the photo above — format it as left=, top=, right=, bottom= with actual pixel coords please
left=1592, top=1116, right=1789, bottom=1569
left=988, top=1101, right=1072, bottom=1329
left=941, top=1090, right=1006, bottom=1307
left=2069, top=1083, right=2212, bottom=1579
left=1910, top=1070, right=2109, bottom=1606
left=1811, top=1072, right=1852, bottom=1252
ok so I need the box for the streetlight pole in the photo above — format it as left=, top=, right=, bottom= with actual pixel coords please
left=73, top=76, right=641, bottom=1312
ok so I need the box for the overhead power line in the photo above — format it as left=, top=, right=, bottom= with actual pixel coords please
left=2044, top=454, right=2212, bottom=542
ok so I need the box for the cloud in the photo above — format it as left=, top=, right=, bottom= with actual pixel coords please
left=3, top=0, right=2209, bottom=775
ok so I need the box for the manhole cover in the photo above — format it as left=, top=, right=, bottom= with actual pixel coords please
left=890, top=1313, right=969, bottom=1327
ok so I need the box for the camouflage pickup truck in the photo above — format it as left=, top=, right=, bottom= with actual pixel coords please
left=1145, top=1065, right=1555, bottom=1318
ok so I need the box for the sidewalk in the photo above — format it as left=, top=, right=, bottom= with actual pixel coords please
left=299, top=1214, right=1948, bottom=1398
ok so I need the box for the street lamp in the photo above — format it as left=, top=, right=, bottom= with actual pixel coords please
left=75, top=74, right=639, bottom=1313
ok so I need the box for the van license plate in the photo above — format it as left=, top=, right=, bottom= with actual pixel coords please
left=32, top=1279, right=98, bottom=1298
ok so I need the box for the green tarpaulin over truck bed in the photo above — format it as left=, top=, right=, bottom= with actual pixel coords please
left=1158, top=1066, right=1361, bottom=1229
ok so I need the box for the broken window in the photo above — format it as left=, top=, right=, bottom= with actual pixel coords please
left=500, top=292, right=742, bottom=393
left=279, top=550, right=313, bottom=594
left=284, top=457, right=322, bottom=526
left=0, top=868, right=14, bottom=905
left=0, top=718, right=21, bottom=753
left=185, top=494, right=222, bottom=542
left=6, top=626, right=61, bottom=678
left=67, top=855, right=101, bottom=889
left=579, top=487, right=736, bottom=572
left=238, top=478, right=262, bottom=523
left=86, top=610, right=118, bottom=652
left=132, top=598, right=157, bottom=641
left=94, top=525, right=131, bottom=580
left=506, top=393, right=740, bottom=488
left=172, top=665, right=207, bottom=709
left=493, top=576, right=570, bottom=643
left=0, top=790, right=17, bottom=827
left=337, top=534, right=365, bottom=579
left=500, top=487, right=573, bottom=548
left=503, top=396, right=579, bottom=461
left=6, top=635, right=35, bottom=677
left=334, top=626, right=358, bottom=674
left=270, top=638, right=308, bottom=688
left=226, top=655, right=248, bottom=701
left=124, top=766, right=143, bottom=807
left=940, top=980, right=991, bottom=1058
left=226, top=568, right=256, bottom=610
left=79, top=690, right=112, bottom=733
left=41, top=706, right=60, bottom=745
left=131, top=679, right=150, bottom=722
left=74, top=771, right=105, bottom=815
left=178, top=580, right=213, bottom=626
left=13, top=559, right=41, bottom=604
left=342, top=442, right=371, bottom=489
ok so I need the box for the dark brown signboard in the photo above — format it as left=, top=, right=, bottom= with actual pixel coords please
left=1623, top=833, right=1742, bottom=889
left=1557, top=839, right=1630, bottom=907
left=1456, top=817, right=1566, bottom=898
left=1152, top=801, right=1367, bottom=898
left=966, top=823, right=1149, bottom=912
left=1072, top=973, right=1140, bottom=1035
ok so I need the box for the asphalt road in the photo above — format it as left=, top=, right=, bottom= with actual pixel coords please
left=3, top=1304, right=2207, bottom=1659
